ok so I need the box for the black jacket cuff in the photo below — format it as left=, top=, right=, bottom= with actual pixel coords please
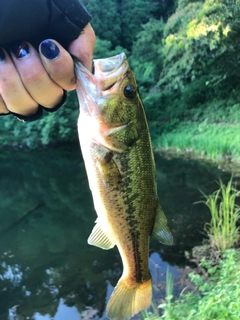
left=0, top=0, right=91, bottom=48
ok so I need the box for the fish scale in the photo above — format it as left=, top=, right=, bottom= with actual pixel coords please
left=75, top=53, right=173, bottom=320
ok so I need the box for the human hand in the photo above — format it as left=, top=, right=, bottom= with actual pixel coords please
left=0, top=23, right=96, bottom=120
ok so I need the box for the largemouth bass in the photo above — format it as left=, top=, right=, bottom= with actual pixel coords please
left=75, top=53, right=173, bottom=320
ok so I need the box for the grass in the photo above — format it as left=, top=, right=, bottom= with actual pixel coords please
left=152, top=121, right=240, bottom=161
left=142, top=179, right=240, bottom=320
left=200, top=179, right=240, bottom=252
left=143, top=249, right=240, bottom=320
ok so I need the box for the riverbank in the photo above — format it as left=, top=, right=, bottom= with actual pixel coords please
left=151, top=121, right=240, bottom=173
left=145, top=248, right=240, bottom=320
left=144, top=174, right=240, bottom=320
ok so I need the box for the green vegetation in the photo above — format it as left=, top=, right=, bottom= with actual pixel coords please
left=146, top=249, right=240, bottom=320
left=1, top=0, right=240, bottom=161
left=143, top=179, right=240, bottom=319
left=144, top=0, right=240, bottom=160
left=202, top=179, right=240, bottom=251
left=0, top=91, right=79, bottom=148
left=153, top=122, right=240, bottom=161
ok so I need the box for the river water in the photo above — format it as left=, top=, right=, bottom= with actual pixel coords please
left=0, top=145, right=232, bottom=320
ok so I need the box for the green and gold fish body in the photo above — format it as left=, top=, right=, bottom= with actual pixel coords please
left=75, top=53, right=173, bottom=320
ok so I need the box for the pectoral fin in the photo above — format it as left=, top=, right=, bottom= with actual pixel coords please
left=88, top=223, right=115, bottom=250
left=152, top=205, right=174, bottom=245
left=97, top=155, right=122, bottom=189
left=91, top=142, right=122, bottom=188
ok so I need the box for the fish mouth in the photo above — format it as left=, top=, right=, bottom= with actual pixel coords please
left=94, top=53, right=126, bottom=73
left=75, top=53, right=128, bottom=93
left=93, top=53, right=128, bottom=92
left=75, top=53, right=129, bottom=115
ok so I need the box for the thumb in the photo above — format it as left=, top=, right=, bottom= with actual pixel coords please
left=68, top=23, right=96, bottom=71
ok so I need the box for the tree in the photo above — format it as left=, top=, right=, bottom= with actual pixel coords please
left=93, top=37, right=129, bottom=59
left=151, top=0, right=177, bottom=20
left=118, top=0, right=160, bottom=49
left=130, top=18, right=165, bottom=89
left=159, top=0, right=240, bottom=91
left=82, top=0, right=121, bottom=48
left=1, top=91, right=79, bottom=148
left=148, top=0, right=240, bottom=126
left=82, top=0, right=166, bottom=50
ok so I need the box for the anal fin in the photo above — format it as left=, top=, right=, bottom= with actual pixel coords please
left=152, top=205, right=174, bottom=245
left=88, top=223, right=115, bottom=250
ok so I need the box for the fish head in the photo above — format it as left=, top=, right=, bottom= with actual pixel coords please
left=75, top=53, right=142, bottom=128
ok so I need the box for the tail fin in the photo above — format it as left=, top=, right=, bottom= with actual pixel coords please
left=106, top=277, right=152, bottom=320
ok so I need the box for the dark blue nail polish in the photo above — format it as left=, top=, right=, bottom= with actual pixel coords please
left=11, top=42, right=30, bottom=58
left=40, top=40, right=60, bottom=60
left=0, top=48, right=5, bottom=62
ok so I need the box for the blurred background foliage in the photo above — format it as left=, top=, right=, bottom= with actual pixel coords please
left=1, top=0, right=240, bottom=148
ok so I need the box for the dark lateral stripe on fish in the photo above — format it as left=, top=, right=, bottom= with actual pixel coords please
left=131, top=230, right=149, bottom=283
left=121, top=168, right=150, bottom=283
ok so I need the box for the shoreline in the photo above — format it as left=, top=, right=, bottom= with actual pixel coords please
left=153, top=146, right=240, bottom=176
left=150, top=121, right=240, bottom=176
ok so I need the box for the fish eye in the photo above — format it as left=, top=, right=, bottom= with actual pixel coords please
left=123, top=84, right=136, bottom=99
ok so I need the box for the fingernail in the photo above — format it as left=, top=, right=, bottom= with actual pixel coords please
left=0, top=48, right=5, bottom=62
left=11, top=41, right=30, bottom=59
left=40, top=40, right=60, bottom=60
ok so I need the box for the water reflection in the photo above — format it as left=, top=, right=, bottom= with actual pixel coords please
left=0, top=145, right=232, bottom=319
left=33, top=299, right=95, bottom=320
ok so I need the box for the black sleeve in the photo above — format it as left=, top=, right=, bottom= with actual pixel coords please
left=0, top=0, right=91, bottom=49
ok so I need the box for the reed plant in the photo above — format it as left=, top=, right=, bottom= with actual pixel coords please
left=159, top=268, right=174, bottom=319
left=201, top=179, right=240, bottom=252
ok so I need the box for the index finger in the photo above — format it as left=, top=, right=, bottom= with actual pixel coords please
left=68, top=23, right=96, bottom=71
left=39, top=39, right=76, bottom=91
